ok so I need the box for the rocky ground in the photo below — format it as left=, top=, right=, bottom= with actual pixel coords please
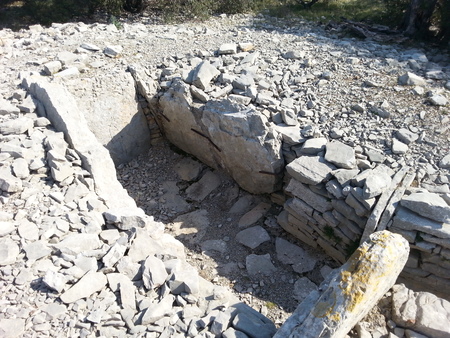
left=0, top=11, right=449, bottom=338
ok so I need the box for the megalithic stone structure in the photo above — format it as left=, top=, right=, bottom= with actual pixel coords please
left=274, top=231, right=409, bottom=338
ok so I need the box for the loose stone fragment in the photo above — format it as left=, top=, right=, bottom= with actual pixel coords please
left=275, top=237, right=317, bottom=273
left=236, top=226, right=270, bottom=249
left=0, top=238, right=20, bottom=265
left=0, top=318, right=25, bottom=337
left=398, top=72, right=426, bottom=86
left=219, top=43, right=237, bottom=55
left=232, top=305, right=276, bottom=338
left=192, top=61, right=221, bottom=90
left=428, top=94, right=448, bottom=106
left=60, top=271, right=107, bottom=304
left=142, top=255, right=169, bottom=290
left=440, top=153, right=450, bottom=169
left=363, top=171, right=392, bottom=198
left=325, top=141, right=356, bottom=169
left=246, top=254, right=277, bottom=276
left=238, top=202, right=271, bottom=227
left=185, top=170, right=221, bottom=202
left=0, top=98, right=20, bottom=115
left=43, top=270, right=67, bottom=293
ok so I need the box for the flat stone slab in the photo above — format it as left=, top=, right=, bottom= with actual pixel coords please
left=401, top=192, right=450, bottom=223
left=186, top=170, right=221, bottom=202
left=392, top=207, right=450, bottom=239
left=246, top=254, right=277, bottom=277
left=275, top=237, right=317, bottom=274
left=60, top=271, right=107, bottom=304
left=236, top=226, right=270, bottom=249
left=174, top=157, right=204, bottom=181
left=324, top=141, right=356, bottom=169
left=286, top=156, right=335, bottom=185
left=171, top=209, right=209, bottom=244
left=0, top=238, right=20, bottom=266
left=238, top=202, right=271, bottom=227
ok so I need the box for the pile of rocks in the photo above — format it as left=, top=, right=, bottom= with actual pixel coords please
left=132, top=26, right=450, bottom=297
left=0, top=75, right=279, bottom=337
left=1, top=11, right=450, bottom=338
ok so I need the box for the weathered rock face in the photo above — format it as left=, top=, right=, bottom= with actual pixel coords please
left=275, top=231, right=410, bottom=338
left=158, top=79, right=283, bottom=194
left=65, top=71, right=151, bottom=164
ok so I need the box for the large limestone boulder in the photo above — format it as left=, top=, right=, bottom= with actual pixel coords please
left=275, top=231, right=409, bottom=338
left=159, top=79, right=283, bottom=194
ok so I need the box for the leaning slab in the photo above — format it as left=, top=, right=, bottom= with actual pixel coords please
left=22, top=76, right=136, bottom=210
left=275, top=231, right=409, bottom=338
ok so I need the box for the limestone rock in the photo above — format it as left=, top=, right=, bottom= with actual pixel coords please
left=186, top=170, right=221, bottom=202
left=0, top=117, right=33, bottom=135
left=246, top=254, right=277, bottom=276
left=0, top=238, right=20, bottom=265
left=398, top=72, right=426, bottom=86
left=192, top=61, right=220, bottom=90
left=142, top=255, right=168, bottom=290
left=238, top=202, right=271, bottom=227
left=392, top=284, right=450, bottom=338
left=325, top=141, right=356, bottom=169
left=60, top=271, right=107, bottom=304
left=363, top=171, right=392, bottom=198
left=275, top=231, right=409, bottom=338
left=103, top=207, right=147, bottom=230
left=286, top=156, right=335, bottom=185
left=401, top=192, right=450, bottom=223
left=0, top=98, right=20, bottom=115
left=236, top=226, right=270, bottom=249
left=428, top=94, right=448, bottom=106
left=275, top=237, right=317, bottom=273
left=294, top=277, right=318, bottom=302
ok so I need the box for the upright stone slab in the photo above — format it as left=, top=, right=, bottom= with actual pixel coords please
left=274, top=231, right=409, bottom=338
left=159, top=81, right=283, bottom=194
left=23, top=76, right=136, bottom=210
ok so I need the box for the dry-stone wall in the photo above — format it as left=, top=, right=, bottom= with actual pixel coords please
left=134, top=41, right=450, bottom=299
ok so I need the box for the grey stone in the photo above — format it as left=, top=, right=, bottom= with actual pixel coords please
left=246, top=254, right=277, bottom=276
left=186, top=170, right=221, bottom=202
left=192, top=61, right=220, bottom=90
left=43, top=61, right=63, bottom=75
left=190, top=85, right=209, bottom=103
left=0, top=238, right=20, bottom=266
left=142, top=255, right=168, bottom=290
left=392, top=284, right=450, bottom=338
left=201, top=239, right=228, bottom=254
left=0, top=318, right=25, bottom=338
left=440, top=153, right=450, bottom=169
left=363, top=171, right=392, bottom=198
left=18, top=219, right=39, bottom=241
left=174, top=157, right=203, bottom=181
left=231, top=305, right=276, bottom=338
left=23, top=241, right=51, bottom=261
left=43, top=270, right=67, bottom=293
left=286, top=156, right=335, bottom=185
left=236, top=226, right=270, bottom=249
left=11, top=158, right=29, bottom=179
left=0, top=171, right=23, bottom=193
left=285, top=179, right=332, bottom=213
left=17, top=95, right=36, bottom=114
left=211, top=309, right=233, bottom=336
left=229, top=195, right=253, bottom=214
left=55, top=233, right=102, bottom=255
left=0, top=117, right=33, bottom=135
left=396, top=128, right=419, bottom=145
left=276, top=237, right=317, bottom=273
left=141, top=295, right=175, bottom=325
left=219, top=43, right=237, bottom=55
left=103, top=207, right=147, bottom=230
left=392, top=207, right=450, bottom=239
left=238, top=202, right=271, bottom=227
left=60, top=271, right=107, bottom=304
left=171, top=209, right=209, bottom=244
left=103, top=45, right=123, bottom=58
left=398, top=72, right=426, bottom=86
left=223, top=327, right=249, bottom=338
left=80, top=42, right=100, bottom=51
left=392, top=138, right=409, bottom=154
left=428, top=94, right=448, bottom=106
left=293, top=277, right=318, bottom=302
left=168, top=261, right=199, bottom=294
left=325, top=141, right=356, bottom=169
left=0, top=98, right=20, bottom=115
left=401, top=192, right=450, bottom=223
left=283, top=50, right=305, bottom=59
left=332, top=168, right=360, bottom=186
left=107, top=273, right=136, bottom=311
left=23, top=77, right=137, bottom=209
left=275, top=231, right=409, bottom=338
left=273, top=125, right=305, bottom=145
left=102, top=241, right=127, bottom=268
left=300, top=137, right=327, bottom=155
